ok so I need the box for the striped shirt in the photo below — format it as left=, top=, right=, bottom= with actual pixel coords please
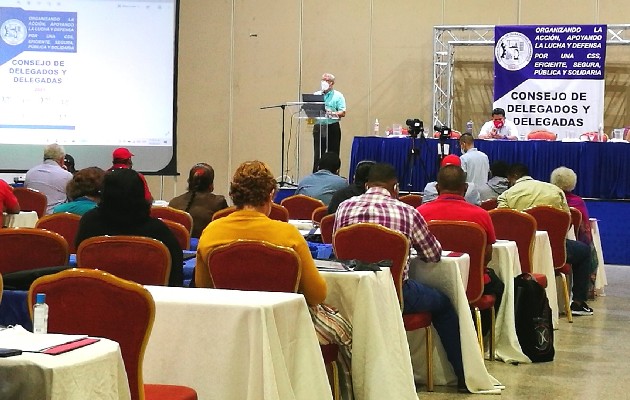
left=334, top=187, right=442, bottom=278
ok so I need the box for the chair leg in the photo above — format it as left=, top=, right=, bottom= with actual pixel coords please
left=474, top=307, right=484, bottom=357
left=489, top=306, right=496, bottom=361
left=559, top=272, right=573, bottom=323
left=425, top=326, right=434, bottom=392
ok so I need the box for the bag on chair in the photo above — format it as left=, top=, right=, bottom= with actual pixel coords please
left=514, top=273, right=555, bottom=362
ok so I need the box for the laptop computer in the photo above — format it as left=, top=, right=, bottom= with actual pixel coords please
left=301, top=93, right=325, bottom=118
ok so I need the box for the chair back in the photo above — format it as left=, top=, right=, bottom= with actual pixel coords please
left=281, top=195, right=325, bottom=220
left=0, top=273, right=3, bottom=304
left=150, top=206, right=193, bottom=233
left=76, top=235, right=171, bottom=286
left=399, top=194, right=423, bottom=209
left=269, top=203, right=290, bottom=222
left=527, top=130, right=557, bottom=141
left=207, top=240, right=301, bottom=293
left=489, top=209, right=537, bottom=274
left=160, top=219, right=190, bottom=251
left=480, top=198, right=498, bottom=211
left=333, top=223, right=409, bottom=308
left=0, top=228, right=69, bottom=275
left=524, top=205, right=571, bottom=269
left=211, top=206, right=237, bottom=221
left=311, top=206, right=329, bottom=224
left=28, top=268, right=154, bottom=400
left=35, top=212, right=82, bottom=253
left=427, top=220, right=487, bottom=303
left=319, top=214, right=335, bottom=244
left=13, top=187, right=48, bottom=218
left=569, top=207, right=582, bottom=238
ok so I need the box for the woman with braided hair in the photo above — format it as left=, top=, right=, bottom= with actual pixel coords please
left=169, top=163, right=228, bottom=238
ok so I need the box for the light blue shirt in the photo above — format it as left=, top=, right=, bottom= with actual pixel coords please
left=297, top=170, right=348, bottom=206
left=460, top=148, right=490, bottom=187
left=314, top=89, right=346, bottom=125
left=422, top=181, right=481, bottom=205
left=25, top=159, right=73, bottom=214
left=53, top=197, right=98, bottom=216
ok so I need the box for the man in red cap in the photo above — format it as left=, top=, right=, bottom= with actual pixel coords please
left=108, top=148, right=153, bottom=202
left=420, top=154, right=480, bottom=204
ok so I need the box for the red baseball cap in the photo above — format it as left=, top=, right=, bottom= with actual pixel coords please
left=113, top=147, right=134, bottom=160
left=440, top=154, right=461, bottom=167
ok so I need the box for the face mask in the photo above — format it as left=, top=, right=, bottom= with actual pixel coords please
left=493, top=119, right=504, bottom=129
left=321, top=80, right=330, bottom=92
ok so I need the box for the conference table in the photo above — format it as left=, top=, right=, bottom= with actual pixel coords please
left=142, top=286, right=332, bottom=400
left=408, top=252, right=503, bottom=394
left=2, top=211, right=38, bottom=228
left=591, top=219, right=607, bottom=295
left=0, top=337, right=130, bottom=400
left=349, top=136, right=630, bottom=198
left=531, top=231, right=560, bottom=328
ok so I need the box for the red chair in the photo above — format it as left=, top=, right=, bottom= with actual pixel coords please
left=13, top=187, right=47, bottom=218
left=211, top=206, right=237, bottom=221
left=160, top=219, right=191, bottom=251
left=206, top=240, right=340, bottom=398
left=269, top=203, right=290, bottom=222
left=489, top=209, right=547, bottom=287
left=569, top=207, right=582, bottom=239
left=281, top=195, right=325, bottom=220
left=319, top=214, right=335, bottom=244
left=35, top=212, right=82, bottom=253
left=527, top=130, right=557, bottom=141
left=28, top=268, right=197, bottom=400
left=151, top=206, right=193, bottom=233
left=524, top=206, right=573, bottom=323
left=427, top=220, right=495, bottom=360
left=311, top=206, right=329, bottom=225
left=333, top=223, right=434, bottom=391
left=399, top=194, right=423, bottom=209
left=0, top=228, right=69, bottom=275
left=76, top=236, right=171, bottom=286
left=479, top=198, right=498, bottom=211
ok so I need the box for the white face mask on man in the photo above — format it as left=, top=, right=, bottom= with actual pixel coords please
left=320, top=80, right=330, bottom=92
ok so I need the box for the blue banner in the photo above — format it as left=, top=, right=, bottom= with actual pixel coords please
left=494, top=25, right=606, bottom=139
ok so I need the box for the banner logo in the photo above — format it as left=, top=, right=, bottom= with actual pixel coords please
left=1, top=19, right=27, bottom=46
left=495, top=32, right=533, bottom=71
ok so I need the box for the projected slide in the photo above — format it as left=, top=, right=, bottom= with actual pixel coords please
left=0, top=0, right=176, bottom=172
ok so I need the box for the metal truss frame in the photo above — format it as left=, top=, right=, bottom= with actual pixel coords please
left=432, top=24, right=630, bottom=129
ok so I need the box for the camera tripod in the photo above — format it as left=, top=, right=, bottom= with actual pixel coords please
left=402, top=133, right=430, bottom=193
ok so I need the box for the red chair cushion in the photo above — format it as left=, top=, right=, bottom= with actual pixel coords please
left=402, top=311, right=432, bottom=331
left=555, top=263, right=572, bottom=275
left=144, top=384, right=198, bottom=400
left=532, top=273, right=548, bottom=288
left=320, top=344, right=339, bottom=364
left=470, top=294, right=496, bottom=310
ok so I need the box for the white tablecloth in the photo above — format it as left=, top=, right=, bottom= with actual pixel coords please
left=318, top=268, right=417, bottom=400
left=408, top=254, right=503, bottom=394
left=532, top=231, right=559, bottom=328
left=591, top=219, right=607, bottom=294
left=142, top=286, right=331, bottom=400
left=0, top=338, right=130, bottom=400
left=488, top=240, right=530, bottom=364
left=2, top=211, right=38, bottom=228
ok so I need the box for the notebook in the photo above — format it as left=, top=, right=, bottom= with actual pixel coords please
left=301, top=93, right=325, bottom=118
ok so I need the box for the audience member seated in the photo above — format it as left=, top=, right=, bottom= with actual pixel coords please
left=333, top=162, right=465, bottom=389
left=53, top=167, right=105, bottom=216
left=195, top=160, right=353, bottom=398
left=418, top=164, right=504, bottom=334
left=327, top=160, right=374, bottom=214
left=0, top=179, right=20, bottom=215
left=478, top=107, right=519, bottom=140
left=422, top=155, right=481, bottom=205
left=497, top=163, right=593, bottom=316
left=108, top=147, right=154, bottom=202
left=75, top=168, right=183, bottom=286
left=459, top=133, right=490, bottom=187
left=25, top=143, right=73, bottom=214
left=168, top=163, right=229, bottom=238
left=477, top=161, right=509, bottom=202
left=296, top=152, right=348, bottom=206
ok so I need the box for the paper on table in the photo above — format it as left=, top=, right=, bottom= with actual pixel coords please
left=0, top=325, right=88, bottom=352
left=315, top=260, right=349, bottom=272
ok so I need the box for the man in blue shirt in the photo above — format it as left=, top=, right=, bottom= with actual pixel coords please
left=312, top=73, right=346, bottom=172
left=297, top=152, right=348, bottom=206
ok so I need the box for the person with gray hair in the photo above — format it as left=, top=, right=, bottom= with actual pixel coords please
left=25, top=143, right=73, bottom=214
left=312, top=72, right=346, bottom=172
left=551, top=166, right=592, bottom=244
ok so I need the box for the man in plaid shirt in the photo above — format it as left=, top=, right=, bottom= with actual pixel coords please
left=334, top=163, right=465, bottom=387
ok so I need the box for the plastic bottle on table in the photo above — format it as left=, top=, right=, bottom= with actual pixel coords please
left=33, top=293, right=49, bottom=334
left=466, top=119, right=474, bottom=135
left=373, top=119, right=380, bottom=136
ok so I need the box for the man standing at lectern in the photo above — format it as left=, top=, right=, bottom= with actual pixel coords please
left=312, top=73, right=346, bottom=172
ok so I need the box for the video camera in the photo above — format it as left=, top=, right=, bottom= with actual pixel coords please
left=433, top=124, right=452, bottom=141
left=405, top=118, right=424, bottom=138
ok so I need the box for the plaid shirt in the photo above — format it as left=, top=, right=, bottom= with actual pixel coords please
left=334, top=187, right=442, bottom=278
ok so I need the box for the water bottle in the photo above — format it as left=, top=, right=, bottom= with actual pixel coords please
left=373, top=119, right=380, bottom=136
left=466, top=119, right=474, bottom=135
left=33, top=293, right=49, bottom=334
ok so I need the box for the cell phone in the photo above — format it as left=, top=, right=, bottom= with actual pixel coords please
left=0, top=348, right=23, bottom=357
